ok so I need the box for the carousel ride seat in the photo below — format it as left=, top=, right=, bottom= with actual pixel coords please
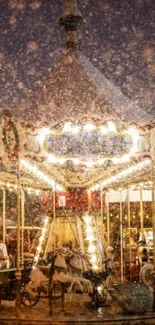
left=108, top=282, right=153, bottom=314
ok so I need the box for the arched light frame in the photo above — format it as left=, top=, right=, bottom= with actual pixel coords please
left=38, top=122, right=140, bottom=167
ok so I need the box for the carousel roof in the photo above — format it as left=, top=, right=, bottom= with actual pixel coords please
left=0, top=48, right=153, bottom=189
left=10, top=50, right=152, bottom=127
left=2, top=0, right=154, bottom=190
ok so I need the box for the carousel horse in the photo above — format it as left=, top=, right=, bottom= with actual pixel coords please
left=26, top=246, right=83, bottom=299
left=67, top=249, right=93, bottom=294
left=52, top=247, right=83, bottom=293
left=25, top=266, right=48, bottom=299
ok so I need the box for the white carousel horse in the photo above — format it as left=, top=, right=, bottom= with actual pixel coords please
left=26, top=247, right=83, bottom=299
left=52, top=247, right=83, bottom=292
left=25, top=266, right=48, bottom=299
left=67, top=249, right=93, bottom=294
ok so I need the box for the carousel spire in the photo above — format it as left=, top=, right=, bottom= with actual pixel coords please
left=59, top=0, right=83, bottom=50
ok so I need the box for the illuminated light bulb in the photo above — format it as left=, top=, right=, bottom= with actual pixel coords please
left=56, top=184, right=63, bottom=191
left=42, top=127, right=50, bottom=135
left=85, top=226, right=92, bottom=234
left=107, top=121, right=116, bottom=132
left=58, top=158, right=66, bottom=164
left=84, top=216, right=91, bottom=224
left=97, top=159, right=105, bottom=165
left=91, top=255, right=97, bottom=262
left=85, top=161, right=94, bottom=168
left=72, top=158, right=80, bottom=165
left=94, top=184, right=100, bottom=190
left=47, top=155, right=57, bottom=163
left=97, top=286, right=102, bottom=291
left=92, top=264, right=98, bottom=270
left=100, top=126, right=108, bottom=134
left=71, top=126, right=80, bottom=134
left=112, top=158, right=120, bottom=164
left=121, top=155, right=130, bottom=163
left=127, top=127, right=138, bottom=136
left=37, top=128, right=50, bottom=145
left=144, top=159, right=151, bottom=165
left=130, top=133, right=139, bottom=154
left=39, top=236, right=44, bottom=242
left=63, top=122, right=73, bottom=132
left=37, top=246, right=41, bottom=253
left=42, top=228, right=46, bottom=234
left=88, top=245, right=96, bottom=253
left=44, top=217, right=49, bottom=225
left=83, top=124, right=96, bottom=131
left=6, top=183, right=11, bottom=188
left=86, top=234, right=95, bottom=242
left=34, top=256, right=38, bottom=263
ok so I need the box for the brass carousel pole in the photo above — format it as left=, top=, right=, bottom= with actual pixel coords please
left=17, top=161, right=21, bottom=271
left=2, top=188, right=6, bottom=243
left=101, top=185, right=103, bottom=221
left=53, top=183, right=56, bottom=250
left=21, top=188, right=25, bottom=266
left=127, top=188, right=131, bottom=279
left=120, top=190, right=124, bottom=282
left=151, top=161, right=155, bottom=312
left=15, top=159, right=22, bottom=317
left=140, top=185, right=144, bottom=243
left=106, top=191, right=110, bottom=246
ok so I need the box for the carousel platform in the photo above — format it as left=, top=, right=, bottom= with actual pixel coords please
left=0, top=297, right=155, bottom=325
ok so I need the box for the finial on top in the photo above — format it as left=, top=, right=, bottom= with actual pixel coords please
left=59, top=0, right=83, bottom=49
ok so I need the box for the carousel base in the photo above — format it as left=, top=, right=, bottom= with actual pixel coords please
left=0, top=294, right=155, bottom=325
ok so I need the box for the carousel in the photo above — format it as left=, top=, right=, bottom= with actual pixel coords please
left=0, top=0, right=155, bottom=323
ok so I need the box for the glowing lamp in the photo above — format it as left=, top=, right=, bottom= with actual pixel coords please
left=88, top=245, right=96, bottom=253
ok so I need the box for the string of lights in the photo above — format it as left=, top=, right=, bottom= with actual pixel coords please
left=34, top=216, right=50, bottom=265
left=90, top=159, right=151, bottom=191
left=20, top=159, right=64, bottom=191
left=83, top=214, right=101, bottom=270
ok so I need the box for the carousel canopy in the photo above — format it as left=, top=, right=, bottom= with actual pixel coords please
left=0, top=0, right=155, bottom=190
left=9, top=50, right=153, bottom=127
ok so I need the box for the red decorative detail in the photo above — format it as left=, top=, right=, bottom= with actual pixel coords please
left=40, top=189, right=104, bottom=213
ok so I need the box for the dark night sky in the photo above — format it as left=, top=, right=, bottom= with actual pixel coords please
left=1, top=0, right=155, bottom=119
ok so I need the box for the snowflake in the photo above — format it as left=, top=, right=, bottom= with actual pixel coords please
left=17, top=81, right=24, bottom=89
left=27, top=41, right=38, bottom=52
left=29, top=2, right=41, bottom=10
left=8, top=0, right=26, bottom=10
left=9, top=15, right=17, bottom=25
